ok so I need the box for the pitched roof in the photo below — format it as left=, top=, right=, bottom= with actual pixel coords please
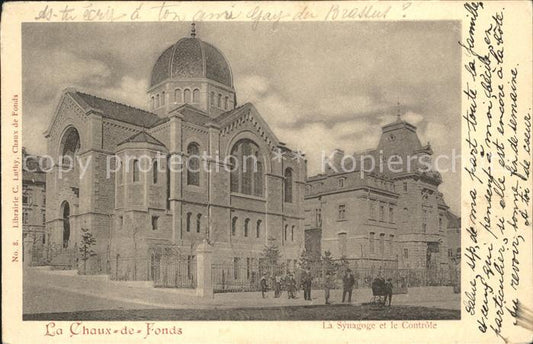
left=173, top=104, right=213, bottom=126
left=68, top=91, right=162, bottom=127
left=214, top=103, right=252, bottom=123
left=118, top=131, right=164, bottom=146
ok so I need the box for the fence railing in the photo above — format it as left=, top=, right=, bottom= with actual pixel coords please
left=211, top=262, right=459, bottom=293
left=212, top=264, right=263, bottom=293
left=153, top=257, right=196, bottom=289
left=111, top=254, right=197, bottom=289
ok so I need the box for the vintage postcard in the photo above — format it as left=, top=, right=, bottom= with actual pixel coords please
left=1, top=1, right=531, bottom=343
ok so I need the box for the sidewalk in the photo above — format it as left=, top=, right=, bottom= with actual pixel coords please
left=24, top=268, right=460, bottom=314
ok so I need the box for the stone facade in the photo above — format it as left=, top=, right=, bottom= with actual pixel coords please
left=304, top=117, right=460, bottom=283
left=41, top=28, right=459, bottom=287
left=22, top=149, right=47, bottom=265
left=44, top=30, right=305, bottom=281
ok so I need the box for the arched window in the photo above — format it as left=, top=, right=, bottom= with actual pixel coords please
left=284, top=224, right=288, bottom=243
left=151, top=96, right=155, bottom=109
left=369, top=232, right=375, bottom=253
left=184, top=89, right=191, bottom=103
left=256, top=220, right=261, bottom=238
left=156, top=94, right=160, bottom=108
left=186, top=212, right=192, bottom=232
left=244, top=218, right=250, bottom=237
left=231, top=216, right=238, bottom=236
left=152, top=160, right=158, bottom=184
left=196, top=214, right=201, bottom=233
left=224, top=96, right=229, bottom=110
left=60, top=127, right=80, bottom=166
left=192, top=89, right=200, bottom=103
left=241, top=142, right=252, bottom=194
left=61, top=201, right=70, bottom=248
left=151, top=216, right=159, bottom=231
left=133, top=159, right=140, bottom=182
left=175, top=88, right=182, bottom=103
left=254, top=152, right=263, bottom=196
left=230, top=139, right=264, bottom=196
left=187, top=143, right=200, bottom=186
left=284, top=168, right=293, bottom=203
left=210, top=91, right=215, bottom=105
left=217, top=94, right=222, bottom=107
left=161, top=91, right=166, bottom=105
left=291, top=225, right=295, bottom=241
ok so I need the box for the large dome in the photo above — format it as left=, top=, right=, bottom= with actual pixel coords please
left=150, top=37, right=233, bottom=88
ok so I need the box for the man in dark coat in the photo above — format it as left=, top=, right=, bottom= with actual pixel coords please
left=324, top=272, right=335, bottom=305
left=342, top=269, right=355, bottom=303
left=384, top=278, right=394, bottom=306
left=260, top=274, right=268, bottom=298
left=301, top=269, right=313, bottom=301
left=286, top=273, right=297, bottom=299
left=273, top=273, right=282, bottom=298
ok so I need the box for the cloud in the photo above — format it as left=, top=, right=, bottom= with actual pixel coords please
left=236, top=75, right=270, bottom=98
left=236, top=74, right=301, bottom=127
left=25, top=49, right=113, bottom=105
left=274, top=119, right=381, bottom=175
left=402, top=111, right=424, bottom=125
left=97, top=76, right=148, bottom=109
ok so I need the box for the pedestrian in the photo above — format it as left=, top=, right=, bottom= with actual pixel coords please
left=342, top=269, right=355, bottom=303
left=384, top=278, right=393, bottom=306
left=274, top=274, right=282, bottom=298
left=287, top=273, right=296, bottom=299
left=324, top=272, right=334, bottom=305
left=260, top=274, right=268, bottom=299
left=302, top=269, right=312, bottom=301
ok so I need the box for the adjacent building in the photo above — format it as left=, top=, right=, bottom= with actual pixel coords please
left=22, top=148, right=47, bottom=266
left=304, top=115, right=460, bottom=285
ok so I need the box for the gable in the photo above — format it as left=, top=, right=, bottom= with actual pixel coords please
left=217, top=103, right=280, bottom=150
left=44, top=91, right=87, bottom=139
left=44, top=92, right=91, bottom=157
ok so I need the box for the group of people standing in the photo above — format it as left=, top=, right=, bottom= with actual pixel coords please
left=259, top=272, right=300, bottom=299
left=325, top=269, right=356, bottom=304
left=260, top=269, right=370, bottom=305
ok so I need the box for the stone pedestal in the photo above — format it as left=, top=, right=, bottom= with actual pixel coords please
left=195, top=239, right=214, bottom=298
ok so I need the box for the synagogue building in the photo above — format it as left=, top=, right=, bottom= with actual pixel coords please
left=44, top=26, right=306, bottom=283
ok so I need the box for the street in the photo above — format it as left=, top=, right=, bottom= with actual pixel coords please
left=24, top=268, right=461, bottom=320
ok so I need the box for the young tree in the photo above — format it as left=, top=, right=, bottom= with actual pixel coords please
left=321, top=250, right=338, bottom=276
left=338, top=255, right=350, bottom=275
left=79, top=228, right=97, bottom=274
left=298, top=249, right=312, bottom=271
left=260, top=237, right=282, bottom=276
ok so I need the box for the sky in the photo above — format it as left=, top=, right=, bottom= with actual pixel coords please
left=21, top=21, right=461, bottom=214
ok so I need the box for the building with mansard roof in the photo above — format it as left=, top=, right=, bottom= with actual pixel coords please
left=304, top=115, right=460, bottom=286
left=44, top=26, right=305, bottom=285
